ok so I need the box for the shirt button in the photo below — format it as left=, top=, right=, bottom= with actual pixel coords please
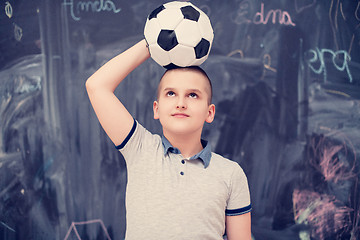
left=181, top=160, right=186, bottom=164
left=180, top=171, right=184, bottom=176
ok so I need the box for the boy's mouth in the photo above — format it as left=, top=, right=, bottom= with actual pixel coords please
left=172, top=113, right=190, bottom=118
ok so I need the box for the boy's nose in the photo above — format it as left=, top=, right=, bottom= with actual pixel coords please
left=176, top=97, right=187, bottom=109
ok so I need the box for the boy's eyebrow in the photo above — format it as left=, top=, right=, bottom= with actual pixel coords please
left=162, top=87, right=203, bottom=93
left=162, top=87, right=175, bottom=92
left=188, top=89, right=203, bottom=95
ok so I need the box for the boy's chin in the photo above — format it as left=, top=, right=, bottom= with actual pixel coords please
left=163, top=125, right=202, bottom=137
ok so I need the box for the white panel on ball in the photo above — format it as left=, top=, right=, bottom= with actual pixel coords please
left=175, top=20, right=202, bottom=47
left=164, top=1, right=190, bottom=9
left=169, top=45, right=196, bottom=67
left=149, top=44, right=171, bottom=66
left=157, top=8, right=183, bottom=30
left=198, top=15, right=214, bottom=42
left=144, top=19, right=161, bottom=45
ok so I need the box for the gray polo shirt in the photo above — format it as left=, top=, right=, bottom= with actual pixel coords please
left=117, top=120, right=251, bottom=240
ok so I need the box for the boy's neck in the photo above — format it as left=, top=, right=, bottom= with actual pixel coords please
left=164, top=132, right=204, bottom=158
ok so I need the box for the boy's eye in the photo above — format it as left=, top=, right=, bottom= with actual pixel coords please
left=189, top=93, right=198, bottom=98
left=166, top=91, right=175, bottom=97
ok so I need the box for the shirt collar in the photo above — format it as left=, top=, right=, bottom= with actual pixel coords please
left=162, top=136, right=212, bottom=168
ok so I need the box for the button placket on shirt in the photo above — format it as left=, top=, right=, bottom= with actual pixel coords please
left=180, top=159, right=186, bottom=176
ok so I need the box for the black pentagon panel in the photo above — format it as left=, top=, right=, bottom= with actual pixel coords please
left=164, top=63, right=181, bottom=70
left=148, top=5, right=165, bottom=20
left=181, top=6, right=200, bottom=21
left=157, top=30, right=178, bottom=51
left=194, top=38, right=210, bottom=59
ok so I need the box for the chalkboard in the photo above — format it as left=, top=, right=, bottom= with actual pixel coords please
left=0, top=0, right=359, bottom=239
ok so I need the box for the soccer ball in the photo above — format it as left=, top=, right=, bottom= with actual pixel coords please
left=144, top=1, right=214, bottom=69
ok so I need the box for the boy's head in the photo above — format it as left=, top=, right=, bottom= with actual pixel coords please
left=156, top=66, right=213, bottom=105
left=153, top=66, right=215, bottom=137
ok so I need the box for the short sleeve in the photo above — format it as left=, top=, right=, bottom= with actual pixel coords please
left=115, top=119, right=137, bottom=150
left=225, top=165, right=252, bottom=216
left=116, top=120, right=161, bottom=166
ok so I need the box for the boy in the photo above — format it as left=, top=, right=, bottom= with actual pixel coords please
left=86, top=39, right=252, bottom=239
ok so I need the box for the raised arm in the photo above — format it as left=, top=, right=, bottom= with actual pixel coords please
left=86, top=39, right=150, bottom=146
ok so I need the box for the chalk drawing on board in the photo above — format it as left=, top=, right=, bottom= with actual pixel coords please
left=226, top=48, right=277, bottom=81
left=348, top=1, right=360, bottom=54
left=308, top=133, right=356, bottom=183
left=262, top=53, right=276, bottom=73
left=295, top=0, right=316, bottom=14
left=324, top=89, right=351, bottom=98
left=227, top=49, right=245, bottom=58
left=0, top=221, right=16, bottom=233
left=64, top=219, right=111, bottom=240
left=5, top=1, right=13, bottom=18
left=292, top=131, right=358, bottom=239
left=4, top=1, right=23, bottom=42
left=293, top=189, right=353, bottom=240
left=329, top=0, right=360, bottom=54
left=13, top=23, right=23, bottom=42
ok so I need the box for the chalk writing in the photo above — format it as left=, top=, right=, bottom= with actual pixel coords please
left=263, top=54, right=276, bottom=72
left=232, top=2, right=295, bottom=26
left=307, top=48, right=353, bottom=83
left=349, top=34, right=356, bottom=55
left=227, top=49, right=244, bottom=58
left=340, top=2, right=346, bottom=20
left=13, top=23, right=23, bottom=42
left=64, top=219, right=111, bottom=240
left=62, top=0, right=121, bottom=21
left=329, top=0, right=360, bottom=54
left=232, top=0, right=252, bottom=25
left=227, top=49, right=277, bottom=81
left=260, top=53, right=277, bottom=80
left=352, top=2, right=360, bottom=54
left=324, top=89, right=351, bottom=98
left=5, top=1, right=12, bottom=18
left=329, top=0, right=341, bottom=51
left=295, top=0, right=316, bottom=14
left=253, top=3, right=296, bottom=26
left=5, top=1, right=23, bottom=42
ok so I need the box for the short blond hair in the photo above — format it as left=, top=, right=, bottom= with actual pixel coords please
left=156, top=66, right=213, bottom=105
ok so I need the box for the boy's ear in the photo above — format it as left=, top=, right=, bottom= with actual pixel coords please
left=205, top=104, right=215, bottom=123
left=153, top=101, right=159, bottom=119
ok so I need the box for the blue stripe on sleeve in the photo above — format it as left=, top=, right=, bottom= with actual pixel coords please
left=115, top=119, right=137, bottom=150
left=225, top=204, right=252, bottom=216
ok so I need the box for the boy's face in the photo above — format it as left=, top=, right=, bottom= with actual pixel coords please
left=153, top=69, right=215, bottom=137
